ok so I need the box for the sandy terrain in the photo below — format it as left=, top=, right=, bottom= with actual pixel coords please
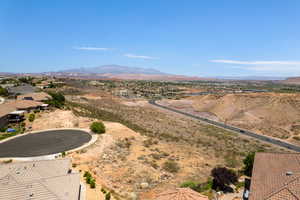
left=161, top=93, right=300, bottom=144
left=30, top=109, right=217, bottom=199
left=70, top=121, right=218, bottom=200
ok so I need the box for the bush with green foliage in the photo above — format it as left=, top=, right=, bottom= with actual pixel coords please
left=162, top=160, right=180, bottom=173
left=0, top=86, right=8, bottom=96
left=86, top=176, right=91, bottom=184
left=90, top=179, right=96, bottom=188
left=180, top=181, right=201, bottom=192
left=211, top=167, right=238, bottom=192
left=84, top=171, right=92, bottom=178
left=28, top=113, right=35, bottom=122
left=46, top=92, right=65, bottom=108
left=105, top=192, right=111, bottom=200
left=90, top=121, right=106, bottom=134
left=180, top=178, right=213, bottom=193
left=243, top=152, right=255, bottom=177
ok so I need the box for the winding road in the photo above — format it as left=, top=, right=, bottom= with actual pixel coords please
left=149, top=100, right=300, bottom=152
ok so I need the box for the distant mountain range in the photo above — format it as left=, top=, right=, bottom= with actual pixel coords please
left=59, top=65, right=166, bottom=75
left=281, top=76, right=300, bottom=84
left=215, top=76, right=287, bottom=81
left=43, top=65, right=207, bottom=81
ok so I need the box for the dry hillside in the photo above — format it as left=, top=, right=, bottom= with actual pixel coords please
left=162, top=93, right=300, bottom=144
left=66, top=94, right=284, bottom=199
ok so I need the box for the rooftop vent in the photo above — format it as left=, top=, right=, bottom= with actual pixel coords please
left=286, top=171, right=293, bottom=176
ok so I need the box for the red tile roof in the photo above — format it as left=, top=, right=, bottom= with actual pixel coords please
left=155, top=188, right=209, bottom=200
left=249, top=152, right=300, bottom=200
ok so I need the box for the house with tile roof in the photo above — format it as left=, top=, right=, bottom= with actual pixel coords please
left=17, top=92, right=51, bottom=102
left=249, top=152, right=300, bottom=200
left=0, top=158, right=83, bottom=200
left=0, top=103, right=17, bottom=129
left=155, top=188, right=209, bottom=200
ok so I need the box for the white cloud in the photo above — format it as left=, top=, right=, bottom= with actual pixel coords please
left=210, top=59, right=300, bottom=73
left=124, top=54, right=159, bottom=60
left=73, top=47, right=112, bottom=51
left=210, top=59, right=300, bottom=65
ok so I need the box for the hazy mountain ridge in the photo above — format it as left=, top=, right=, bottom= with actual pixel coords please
left=59, top=65, right=167, bottom=75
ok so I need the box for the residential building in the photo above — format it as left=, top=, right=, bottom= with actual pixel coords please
left=0, top=104, right=16, bottom=129
left=249, top=152, right=300, bottom=200
left=0, top=99, right=44, bottom=128
left=17, top=92, right=51, bottom=102
left=6, top=100, right=43, bottom=112
left=0, top=158, right=83, bottom=200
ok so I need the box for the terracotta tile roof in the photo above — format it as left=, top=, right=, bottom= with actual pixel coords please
left=6, top=100, right=43, bottom=110
left=155, top=188, right=209, bottom=200
left=17, top=92, right=51, bottom=102
left=249, top=152, right=300, bottom=200
left=0, top=104, right=16, bottom=118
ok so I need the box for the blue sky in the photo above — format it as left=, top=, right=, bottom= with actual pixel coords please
left=1, top=0, right=300, bottom=77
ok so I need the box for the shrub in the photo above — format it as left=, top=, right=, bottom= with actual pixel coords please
left=28, top=113, right=35, bottom=122
left=0, top=126, right=7, bottom=132
left=105, top=192, right=111, bottom=200
left=84, top=171, right=92, bottom=178
left=86, top=176, right=92, bottom=184
left=0, top=86, right=8, bottom=96
left=162, top=160, right=180, bottom=173
left=46, top=92, right=65, bottom=108
left=180, top=179, right=213, bottom=193
left=61, top=151, right=66, bottom=157
left=243, top=152, right=255, bottom=177
left=90, top=121, right=106, bottom=134
left=211, top=167, right=238, bottom=192
left=90, top=179, right=96, bottom=188
left=293, top=136, right=300, bottom=141
left=180, top=181, right=201, bottom=192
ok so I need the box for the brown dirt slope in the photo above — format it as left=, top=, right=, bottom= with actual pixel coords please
left=188, top=93, right=300, bottom=142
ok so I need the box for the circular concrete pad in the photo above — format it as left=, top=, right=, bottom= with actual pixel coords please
left=0, top=129, right=92, bottom=157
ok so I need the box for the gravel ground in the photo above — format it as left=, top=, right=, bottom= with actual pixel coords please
left=0, top=129, right=91, bottom=157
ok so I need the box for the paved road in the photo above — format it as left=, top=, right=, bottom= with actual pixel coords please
left=149, top=100, right=300, bottom=152
left=0, top=129, right=92, bottom=157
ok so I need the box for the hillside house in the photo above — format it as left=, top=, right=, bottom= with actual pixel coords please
left=0, top=104, right=17, bottom=129
left=6, top=100, right=43, bottom=112
left=17, top=92, right=51, bottom=102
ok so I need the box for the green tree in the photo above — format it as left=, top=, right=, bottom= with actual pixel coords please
left=105, top=192, right=111, bottom=200
left=90, top=121, right=106, bottom=134
left=0, top=86, right=8, bottom=96
left=28, top=113, right=35, bottom=122
left=90, top=179, right=96, bottom=188
left=46, top=92, right=65, bottom=108
left=211, top=167, right=238, bottom=192
left=243, top=152, right=255, bottom=177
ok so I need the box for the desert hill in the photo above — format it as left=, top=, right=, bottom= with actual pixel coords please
left=188, top=93, right=300, bottom=141
left=160, top=93, right=300, bottom=143
left=282, top=77, right=300, bottom=85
